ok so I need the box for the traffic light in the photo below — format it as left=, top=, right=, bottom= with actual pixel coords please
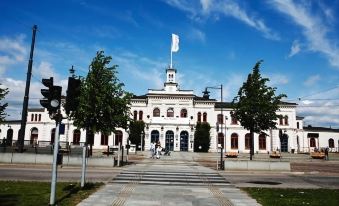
left=40, top=77, right=62, bottom=115
left=65, top=77, right=81, bottom=115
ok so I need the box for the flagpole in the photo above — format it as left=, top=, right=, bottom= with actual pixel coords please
left=170, top=40, right=173, bottom=68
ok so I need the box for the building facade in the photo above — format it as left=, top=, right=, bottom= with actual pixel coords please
left=1, top=67, right=339, bottom=153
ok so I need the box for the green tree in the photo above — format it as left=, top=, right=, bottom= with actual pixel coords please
left=232, top=60, right=286, bottom=160
left=194, top=122, right=211, bottom=152
left=128, top=120, right=145, bottom=150
left=71, top=51, right=132, bottom=149
left=0, top=84, right=9, bottom=123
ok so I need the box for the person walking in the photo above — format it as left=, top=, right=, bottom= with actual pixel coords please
left=150, top=141, right=155, bottom=159
left=325, top=147, right=329, bottom=161
left=156, top=141, right=161, bottom=159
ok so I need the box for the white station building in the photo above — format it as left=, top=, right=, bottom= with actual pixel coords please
left=1, top=67, right=339, bottom=153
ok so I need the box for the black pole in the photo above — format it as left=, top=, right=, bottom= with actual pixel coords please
left=18, top=25, right=38, bottom=152
left=220, top=84, right=224, bottom=170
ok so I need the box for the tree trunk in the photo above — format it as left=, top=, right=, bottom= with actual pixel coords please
left=250, top=129, right=254, bottom=160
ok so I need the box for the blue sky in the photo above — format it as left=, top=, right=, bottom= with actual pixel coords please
left=1, top=0, right=339, bottom=127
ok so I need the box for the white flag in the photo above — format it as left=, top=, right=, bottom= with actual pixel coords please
left=171, top=33, right=179, bottom=52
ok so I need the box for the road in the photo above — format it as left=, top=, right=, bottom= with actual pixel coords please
left=0, top=164, right=122, bottom=182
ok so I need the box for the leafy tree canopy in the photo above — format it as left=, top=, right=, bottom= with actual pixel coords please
left=128, top=120, right=145, bottom=145
left=232, top=60, right=286, bottom=133
left=0, top=84, right=9, bottom=123
left=194, top=122, right=211, bottom=152
left=71, top=51, right=132, bottom=135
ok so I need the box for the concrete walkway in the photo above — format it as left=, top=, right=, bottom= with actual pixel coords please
left=78, top=152, right=260, bottom=206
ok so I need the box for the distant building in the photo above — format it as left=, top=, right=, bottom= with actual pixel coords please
left=1, top=67, right=338, bottom=153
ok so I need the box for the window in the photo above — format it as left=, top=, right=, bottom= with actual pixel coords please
left=35, top=114, right=38, bottom=121
left=310, top=137, right=316, bottom=147
left=133, top=111, right=138, bottom=121
left=153, top=108, right=160, bottom=117
left=279, top=117, right=283, bottom=125
left=31, top=114, right=34, bottom=121
left=139, top=111, right=143, bottom=121
left=284, top=116, right=289, bottom=125
left=231, top=116, right=237, bottom=125
left=217, top=114, right=224, bottom=124
left=203, top=112, right=207, bottom=122
left=115, top=131, right=123, bottom=146
left=180, top=109, right=187, bottom=118
left=231, top=133, right=238, bottom=149
left=101, top=133, right=109, bottom=145
left=297, top=122, right=300, bottom=129
left=259, top=133, right=266, bottom=150
left=197, top=112, right=201, bottom=122
left=329, top=138, right=334, bottom=148
left=38, top=114, right=41, bottom=121
left=73, top=130, right=81, bottom=145
left=167, top=108, right=174, bottom=117
left=245, top=133, right=250, bottom=149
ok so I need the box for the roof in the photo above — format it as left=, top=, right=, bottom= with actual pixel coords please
left=132, top=95, right=147, bottom=99
left=214, top=102, right=233, bottom=108
left=2, top=120, right=22, bottom=124
left=279, top=101, right=298, bottom=106
left=193, top=95, right=216, bottom=101
left=28, top=108, right=45, bottom=112
left=296, top=116, right=304, bottom=120
left=303, top=126, right=339, bottom=132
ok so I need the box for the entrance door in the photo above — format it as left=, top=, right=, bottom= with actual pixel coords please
left=151, top=130, right=159, bottom=143
left=165, top=131, right=174, bottom=151
left=180, top=131, right=189, bottom=151
left=30, top=128, right=38, bottom=146
left=280, top=134, right=288, bottom=152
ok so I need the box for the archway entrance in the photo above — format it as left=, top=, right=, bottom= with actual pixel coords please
left=165, top=131, right=174, bottom=151
left=151, top=130, right=159, bottom=143
left=280, top=134, right=289, bottom=152
left=180, top=131, right=189, bottom=151
left=6, top=129, right=13, bottom=146
left=30, top=128, right=38, bottom=145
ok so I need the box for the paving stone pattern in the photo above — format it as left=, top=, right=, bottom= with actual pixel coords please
left=78, top=153, right=260, bottom=206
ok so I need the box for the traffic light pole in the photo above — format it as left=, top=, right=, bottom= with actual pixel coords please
left=50, top=112, right=62, bottom=206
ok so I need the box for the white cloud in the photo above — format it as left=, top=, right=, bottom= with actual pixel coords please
left=188, top=28, right=206, bottom=43
left=270, top=0, right=339, bottom=67
left=165, top=0, right=279, bottom=40
left=288, top=40, right=301, bottom=58
left=304, top=75, right=320, bottom=87
left=266, top=73, right=289, bottom=86
left=0, top=35, right=27, bottom=75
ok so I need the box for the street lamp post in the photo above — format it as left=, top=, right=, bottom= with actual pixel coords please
left=140, top=130, right=144, bottom=151
left=204, top=84, right=224, bottom=170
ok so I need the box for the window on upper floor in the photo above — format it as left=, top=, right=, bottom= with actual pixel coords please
left=231, top=116, right=237, bottom=125
left=203, top=112, right=207, bottom=122
left=31, top=114, right=34, bottom=121
left=197, top=112, right=201, bottom=122
left=139, top=111, right=143, bottom=121
left=167, top=108, right=174, bottom=117
left=133, top=110, right=138, bottom=121
left=217, top=114, right=224, bottom=124
left=180, top=109, right=187, bottom=118
left=297, top=122, right=300, bottom=129
left=38, top=114, right=41, bottom=122
left=279, top=116, right=283, bottom=125
left=35, top=114, right=37, bottom=121
left=284, top=116, right=289, bottom=125
left=153, top=108, right=160, bottom=117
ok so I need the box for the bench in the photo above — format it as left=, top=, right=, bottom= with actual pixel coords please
left=270, top=151, right=281, bottom=158
left=311, top=152, right=325, bottom=159
left=225, top=152, right=238, bottom=158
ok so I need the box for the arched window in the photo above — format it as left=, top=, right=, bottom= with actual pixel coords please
left=217, top=133, right=224, bottom=148
left=217, top=114, right=224, bottom=124
left=231, top=116, right=237, bottom=125
left=101, top=133, right=109, bottom=145
left=203, top=112, right=207, bottom=122
left=139, top=111, right=143, bottom=121
left=297, top=122, right=300, bottom=129
left=329, top=138, right=334, bottom=148
left=180, top=109, right=187, bottom=118
left=284, top=116, right=289, bottom=125
left=151, top=130, right=159, bottom=143
left=31, top=114, right=34, bottom=121
left=153, top=108, right=160, bottom=117
left=38, top=114, right=41, bottom=121
left=245, top=133, right=250, bottom=149
left=259, top=133, right=266, bottom=150
left=167, top=108, right=174, bottom=117
left=73, top=130, right=81, bottom=145
left=231, top=133, right=238, bottom=149
left=35, top=114, right=38, bottom=121
left=279, top=116, right=283, bottom=125
left=197, top=112, right=201, bottom=122
left=133, top=111, right=138, bottom=121
left=115, top=131, right=123, bottom=146
left=310, top=137, right=316, bottom=147
left=30, top=128, right=38, bottom=145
